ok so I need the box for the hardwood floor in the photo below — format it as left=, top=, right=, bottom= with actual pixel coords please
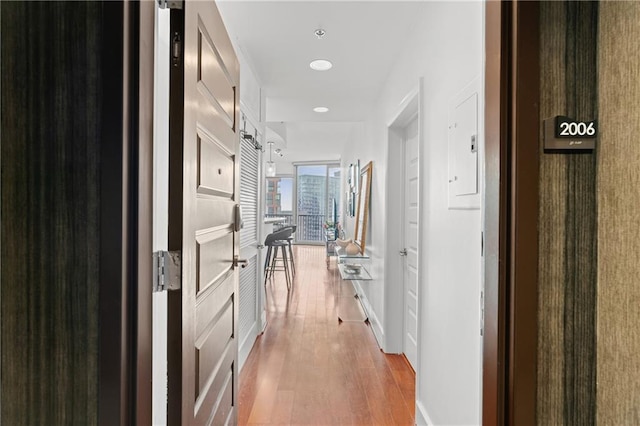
left=238, top=245, right=415, bottom=425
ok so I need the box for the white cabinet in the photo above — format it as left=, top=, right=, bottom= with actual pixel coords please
left=448, top=77, right=481, bottom=210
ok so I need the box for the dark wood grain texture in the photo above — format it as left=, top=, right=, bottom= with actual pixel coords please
left=597, top=2, right=640, bottom=423
left=238, top=246, right=415, bottom=425
left=1, top=1, right=145, bottom=423
left=537, top=2, right=598, bottom=424
left=1, top=2, right=102, bottom=424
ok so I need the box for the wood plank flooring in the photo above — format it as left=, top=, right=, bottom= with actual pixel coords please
left=238, top=245, right=415, bottom=425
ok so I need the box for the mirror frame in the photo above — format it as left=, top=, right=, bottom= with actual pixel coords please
left=354, top=161, right=373, bottom=254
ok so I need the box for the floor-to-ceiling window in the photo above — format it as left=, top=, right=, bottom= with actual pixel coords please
left=295, top=163, right=340, bottom=243
left=265, top=176, right=294, bottom=225
left=264, top=164, right=340, bottom=243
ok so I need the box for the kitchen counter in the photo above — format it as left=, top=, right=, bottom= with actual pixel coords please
left=264, top=217, right=287, bottom=224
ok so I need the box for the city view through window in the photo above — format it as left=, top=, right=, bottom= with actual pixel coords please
left=265, top=164, right=340, bottom=242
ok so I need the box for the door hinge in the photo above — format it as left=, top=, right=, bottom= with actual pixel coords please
left=157, top=0, right=183, bottom=9
left=153, top=250, right=181, bottom=292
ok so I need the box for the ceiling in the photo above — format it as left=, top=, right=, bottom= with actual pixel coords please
left=217, top=1, right=428, bottom=164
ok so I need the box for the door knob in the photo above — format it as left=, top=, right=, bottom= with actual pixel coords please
left=399, top=249, right=407, bottom=256
left=233, top=255, right=248, bottom=268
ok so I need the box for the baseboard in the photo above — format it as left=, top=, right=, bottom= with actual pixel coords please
left=416, top=400, right=434, bottom=425
left=260, top=310, right=267, bottom=332
left=238, top=322, right=258, bottom=372
left=352, top=280, right=385, bottom=349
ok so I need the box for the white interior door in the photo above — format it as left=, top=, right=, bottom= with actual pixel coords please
left=403, top=115, right=419, bottom=370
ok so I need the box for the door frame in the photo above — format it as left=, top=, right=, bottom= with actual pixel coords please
left=483, top=1, right=539, bottom=424
left=384, top=79, right=423, bottom=359
left=100, top=1, right=154, bottom=424
left=133, top=1, right=155, bottom=424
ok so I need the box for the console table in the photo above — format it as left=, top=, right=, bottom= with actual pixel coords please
left=324, top=231, right=337, bottom=268
left=334, top=246, right=371, bottom=323
left=334, top=246, right=372, bottom=281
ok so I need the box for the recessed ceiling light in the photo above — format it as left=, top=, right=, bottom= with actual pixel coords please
left=313, top=106, right=329, bottom=113
left=310, top=59, right=333, bottom=71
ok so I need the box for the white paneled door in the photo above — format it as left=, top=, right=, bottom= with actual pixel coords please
left=403, top=115, right=420, bottom=370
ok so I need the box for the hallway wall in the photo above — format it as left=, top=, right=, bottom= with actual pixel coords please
left=597, top=2, right=640, bottom=422
left=342, top=2, right=483, bottom=424
left=538, top=2, right=640, bottom=423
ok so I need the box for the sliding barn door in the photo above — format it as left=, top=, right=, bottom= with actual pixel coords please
left=167, top=1, right=240, bottom=424
left=238, top=116, right=264, bottom=368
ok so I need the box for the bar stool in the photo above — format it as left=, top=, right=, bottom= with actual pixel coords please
left=273, top=225, right=296, bottom=276
left=263, top=227, right=293, bottom=290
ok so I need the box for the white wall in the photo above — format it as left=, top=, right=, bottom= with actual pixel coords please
left=342, top=2, right=484, bottom=424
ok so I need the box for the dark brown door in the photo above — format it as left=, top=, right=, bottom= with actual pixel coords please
left=167, top=1, right=240, bottom=424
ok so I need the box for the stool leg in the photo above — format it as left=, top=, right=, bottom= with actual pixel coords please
left=269, top=246, right=278, bottom=280
left=282, top=247, right=291, bottom=290
left=264, top=246, right=272, bottom=286
left=288, top=240, right=295, bottom=275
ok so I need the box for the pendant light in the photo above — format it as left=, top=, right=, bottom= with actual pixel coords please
left=266, top=141, right=276, bottom=177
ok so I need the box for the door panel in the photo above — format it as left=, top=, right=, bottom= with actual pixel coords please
left=197, top=133, right=235, bottom=197
left=196, top=273, right=234, bottom=338
left=198, top=37, right=235, bottom=121
left=195, top=300, right=233, bottom=397
left=403, top=115, right=420, bottom=370
left=195, top=198, right=235, bottom=231
left=168, top=1, right=240, bottom=424
left=196, top=230, right=234, bottom=294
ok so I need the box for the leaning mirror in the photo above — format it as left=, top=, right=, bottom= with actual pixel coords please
left=354, top=161, right=372, bottom=254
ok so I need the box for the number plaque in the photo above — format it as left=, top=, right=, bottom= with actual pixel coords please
left=544, top=116, right=597, bottom=151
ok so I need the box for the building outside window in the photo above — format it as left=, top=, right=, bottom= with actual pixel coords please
left=265, top=165, right=340, bottom=243
left=296, top=164, right=340, bottom=243
left=265, top=176, right=293, bottom=218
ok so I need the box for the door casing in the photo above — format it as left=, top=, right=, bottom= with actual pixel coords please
left=384, top=80, right=423, bottom=358
left=482, top=1, right=539, bottom=424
